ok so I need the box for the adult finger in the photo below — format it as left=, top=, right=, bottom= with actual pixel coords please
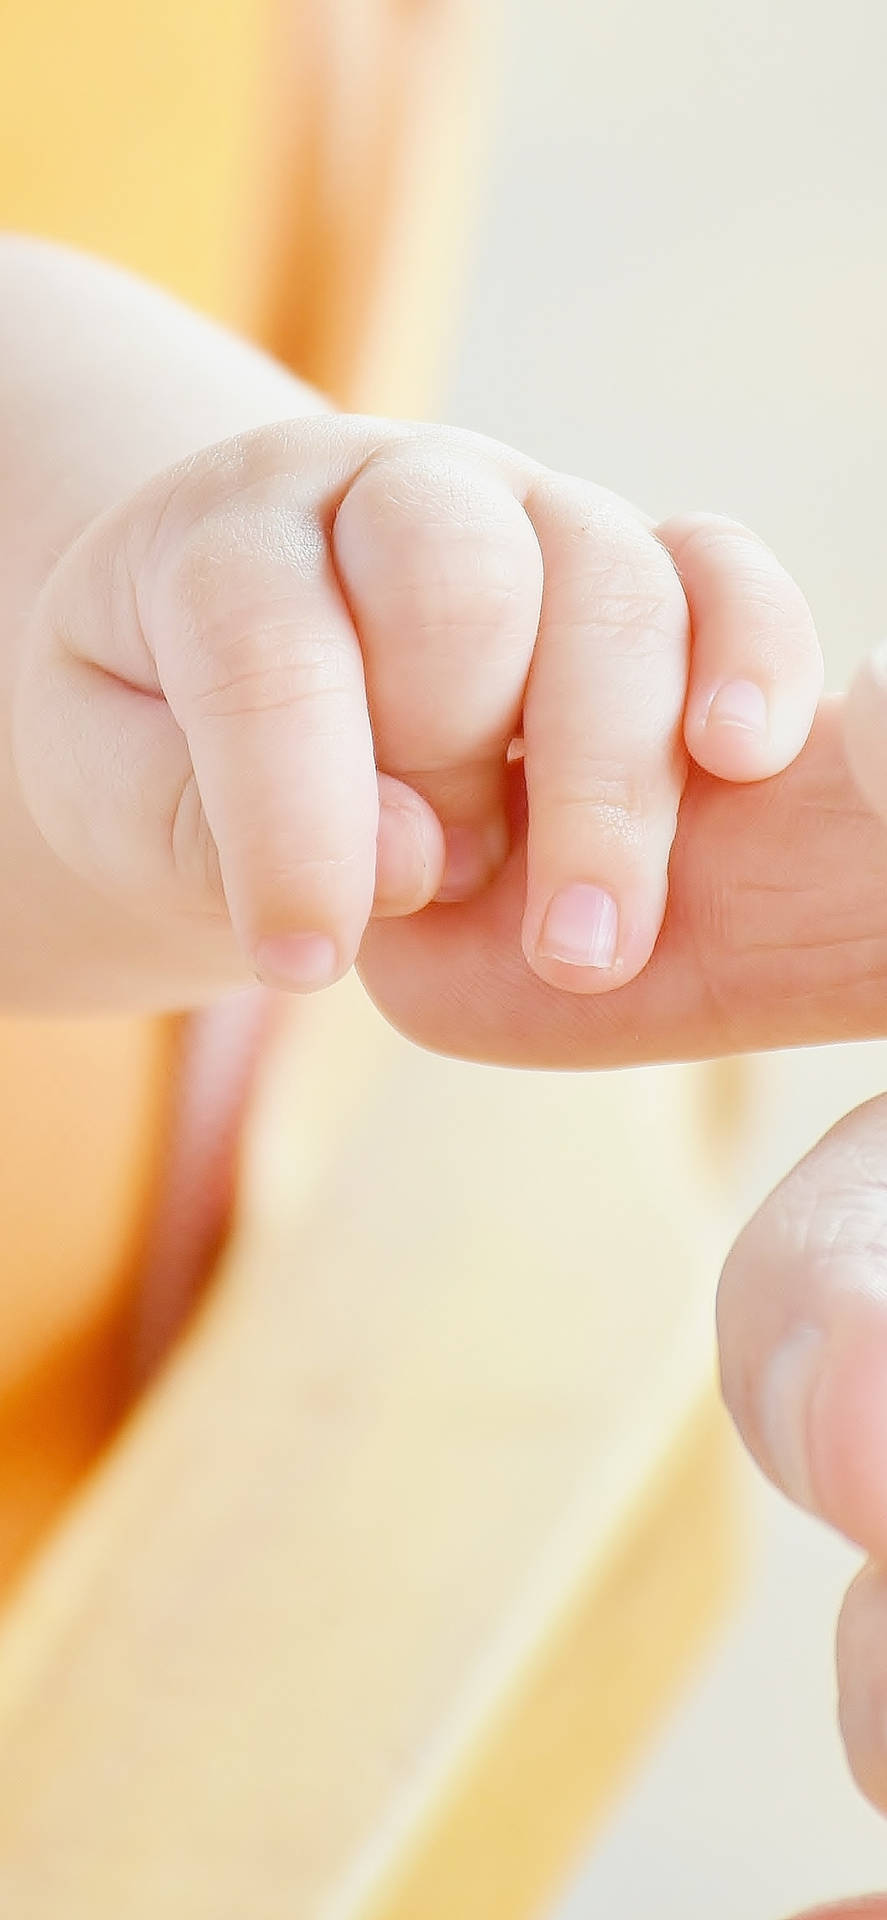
left=357, top=696, right=887, bottom=1068
left=718, top=1093, right=887, bottom=1558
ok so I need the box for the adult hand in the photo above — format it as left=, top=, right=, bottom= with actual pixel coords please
left=790, top=1906, right=887, bottom=1919
left=360, top=692, right=887, bottom=1067
left=367, top=674, right=887, bottom=1912
left=716, top=649, right=887, bottom=1896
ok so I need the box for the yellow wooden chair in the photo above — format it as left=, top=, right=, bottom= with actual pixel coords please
left=0, top=4, right=740, bottom=1913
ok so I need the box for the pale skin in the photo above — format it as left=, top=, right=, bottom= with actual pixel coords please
left=4, top=238, right=824, bottom=1007
left=5, top=234, right=887, bottom=1915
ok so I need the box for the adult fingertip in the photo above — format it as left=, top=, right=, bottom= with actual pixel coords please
left=723, top=1254, right=887, bottom=1555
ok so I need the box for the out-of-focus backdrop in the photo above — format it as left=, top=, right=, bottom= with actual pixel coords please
left=2, top=3, right=887, bottom=1913
left=437, top=2, right=887, bottom=1912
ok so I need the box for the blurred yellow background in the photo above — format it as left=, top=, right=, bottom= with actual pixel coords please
left=0, top=1, right=886, bottom=1915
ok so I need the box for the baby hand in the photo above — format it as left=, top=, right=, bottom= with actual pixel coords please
left=15, top=417, right=822, bottom=1001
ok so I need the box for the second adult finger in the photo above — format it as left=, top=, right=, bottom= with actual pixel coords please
left=718, top=1093, right=887, bottom=1557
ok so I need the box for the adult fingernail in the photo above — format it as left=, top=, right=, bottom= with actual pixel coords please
left=537, top=883, right=619, bottom=969
left=255, top=932, right=340, bottom=993
left=706, top=678, right=769, bottom=735
left=760, top=1324, right=824, bottom=1510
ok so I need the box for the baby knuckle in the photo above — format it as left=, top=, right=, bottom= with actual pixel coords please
left=184, top=632, right=353, bottom=722
left=153, top=424, right=311, bottom=544
left=665, top=511, right=763, bottom=557
left=584, top=548, right=687, bottom=651
left=151, top=502, right=349, bottom=720
left=529, top=476, right=687, bottom=638
left=172, top=499, right=325, bottom=617
left=342, top=448, right=540, bottom=641
left=667, top=514, right=813, bottom=626
left=147, top=475, right=332, bottom=688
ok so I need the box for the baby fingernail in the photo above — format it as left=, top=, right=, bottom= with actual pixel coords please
left=760, top=1324, right=823, bottom=1510
left=706, top=678, right=769, bottom=734
left=436, top=821, right=509, bottom=903
left=537, top=883, right=619, bottom=969
left=255, top=932, right=339, bottom=993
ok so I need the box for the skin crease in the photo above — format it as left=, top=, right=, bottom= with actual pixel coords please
left=358, top=694, right=887, bottom=1068
left=3, top=235, right=825, bottom=1007
left=15, top=426, right=824, bottom=1003
left=7, top=237, right=887, bottom=1916
left=710, top=644, right=887, bottom=1912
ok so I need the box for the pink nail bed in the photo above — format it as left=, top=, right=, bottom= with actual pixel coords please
left=538, top=884, right=619, bottom=969
left=706, top=678, right=768, bottom=733
left=255, top=932, right=339, bottom=992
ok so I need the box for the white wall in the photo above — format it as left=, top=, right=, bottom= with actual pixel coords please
left=441, top=2, right=887, bottom=1910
